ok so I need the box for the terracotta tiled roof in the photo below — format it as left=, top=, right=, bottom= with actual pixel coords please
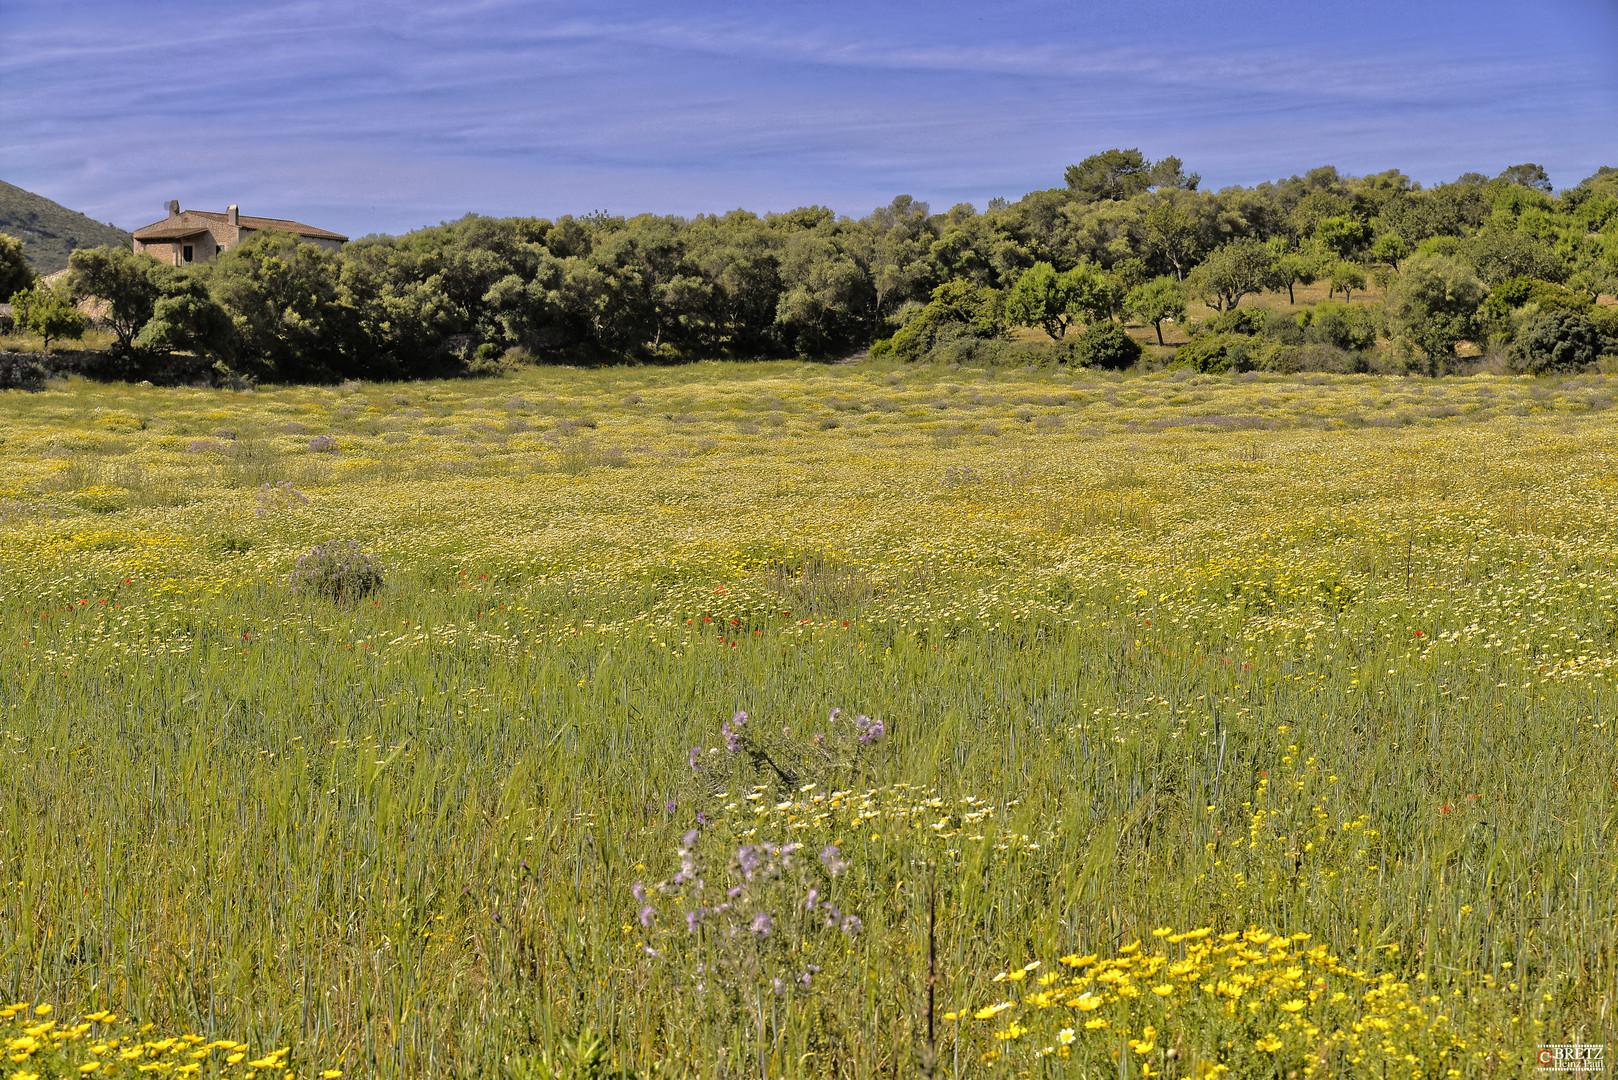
left=133, top=210, right=347, bottom=242
left=129, top=223, right=217, bottom=240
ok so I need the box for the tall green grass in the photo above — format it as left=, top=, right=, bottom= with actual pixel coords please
left=1, top=363, right=1615, bottom=1077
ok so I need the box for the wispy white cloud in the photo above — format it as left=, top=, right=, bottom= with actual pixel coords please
left=2, top=0, right=1613, bottom=234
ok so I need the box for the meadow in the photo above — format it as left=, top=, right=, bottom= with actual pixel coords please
left=2, top=359, right=1617, bottom=1079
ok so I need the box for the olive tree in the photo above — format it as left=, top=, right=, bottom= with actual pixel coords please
left=1123, top=276, right=1185, bottom=345
left=9, top=283, right=86, bottom=351
left=1382, top=253, right=1487, bottom=369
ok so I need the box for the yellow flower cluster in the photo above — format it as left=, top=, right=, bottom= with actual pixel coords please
left=948, top=927, right=1521, bottom=1078
left=1, top=1003, right=341, bottom=1079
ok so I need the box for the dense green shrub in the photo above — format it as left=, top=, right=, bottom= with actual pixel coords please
left=1174, top=332, right=1298, bottom=374
left=1302, top=301, right=1378, bottom=352
left=1509, top=312, right=1612, bottom=373
left=1070, top=320, right=1142, bottom=369
left=1197, top=307, right=1268, bottom=337
left=1479, top=276, right=1592, bottom=341
left=289, top=541, right=385, bottom=601
left=888, top=280, right=1004, bottom=359
left=1383, top=254, right=1488, bottom=368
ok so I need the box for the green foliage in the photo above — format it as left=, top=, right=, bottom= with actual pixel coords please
left=67, top=245, right=172, bottom=348
left=888, top=279, right=1004, bottom=359
left=1200, top=307, right=1268, bottom=337
left=1123, top=276, right=1185, bottom=345
left=212, top=230, right=358, bottom=380
left=16, top=158, right=1609, bottom=383
left=1497, top=162, right=1554, bottom=193
left=1463, top=227, right=1565, bottom=284
left=1301, top=300, right=1378, bottom=352
left=1370, top=231, right=1410, bottom=269
left=1328, top=261, right=1367, bottom=301
left=1064, top=148, right=1197, bottom=202
left=8, top=281, right=86, bottom=350
left=1265, top=237, right=1321, bottom=303
left=1069, top=319, right=1141, bottom=369
left=1478, top=277, right=1592, bottom=341
left=1109, top=256, right=1152, bottom=292
left=507, top=1032, right=637, bottom=1080
left=0, top=230, right=35, bottom=298
left=1185, top=238, right=1274, bottom=312
left=134, top=288, right=233, bottom=356
left=1174, top=332, right=1299, bottom=374
left=1508, top=311, right=1612, bottom=373
left=1003, top=261, right=1118, bottom=342
left=1005, top=261, right=1077, bottom=340
left=1382, top=253, right=1488, bottom=365
left=1313, top=215, right=1372, bottom=258
left=1174, top=333, right=1237, bottom=373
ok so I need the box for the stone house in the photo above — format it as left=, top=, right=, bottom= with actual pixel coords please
left=131, top=201, right=347, bottom=266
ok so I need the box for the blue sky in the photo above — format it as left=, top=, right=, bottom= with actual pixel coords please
left=3, top=0, right=1615, bottom=237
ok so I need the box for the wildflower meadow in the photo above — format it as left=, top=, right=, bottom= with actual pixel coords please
left=2, top=359, right=1616, bottom=1078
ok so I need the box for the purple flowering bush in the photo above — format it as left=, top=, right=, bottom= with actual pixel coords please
left=631, top=824, right=863, bottom=1040
left=288, top=540, right=384, bottom=602
left=691, top=707, right=889, bottom=799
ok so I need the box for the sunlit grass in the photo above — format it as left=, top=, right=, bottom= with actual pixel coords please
left=2, top=361, right=1615, bottom=1077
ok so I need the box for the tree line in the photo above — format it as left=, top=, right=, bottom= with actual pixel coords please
left=3, top=151, right=1617, bottom=381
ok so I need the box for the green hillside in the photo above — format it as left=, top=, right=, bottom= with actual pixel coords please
left=0, top=179, right=131, bottom=274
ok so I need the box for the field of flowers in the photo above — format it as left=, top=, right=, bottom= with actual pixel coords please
left=2, top=360, right=1616, bottom=1078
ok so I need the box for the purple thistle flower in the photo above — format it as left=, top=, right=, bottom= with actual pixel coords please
left=696, top=812, right=709, bottom=825
left=728, top=885, right=745, bottom=898
left=639, top=905, right=656, bottom=927
left=857, top=717, right=886, bottom=744
left=736, top=845, right=761, bottom=878
left=632, top=883, right=647, bottom=903
left=750, top=912, right=773, bottom=938
left=820, top=845, right=848, bottom=876
left=689, top=747, right=701, bottom=769
left=803, top=887, right=819, bottom=910
left=686, top=908, right=705, bottom=932
left=829, top=707, right=841, bottom=723
left=772, top=977, right=785, bottom=995
left=682, top=828, right=700, bottom=850
left=667, top=798, right=677, bottom=814
left=841, top=915, right=862, bottom=936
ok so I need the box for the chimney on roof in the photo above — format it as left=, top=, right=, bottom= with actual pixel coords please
left=228, top=204, right=240, bottom=226
left=167, top=199, right=180, bottom=218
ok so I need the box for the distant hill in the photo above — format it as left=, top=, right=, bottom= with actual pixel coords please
left=0, top=180, right=131, bottom=275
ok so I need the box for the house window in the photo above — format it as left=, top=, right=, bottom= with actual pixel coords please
left=182, top=245, right=194, bottom=263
